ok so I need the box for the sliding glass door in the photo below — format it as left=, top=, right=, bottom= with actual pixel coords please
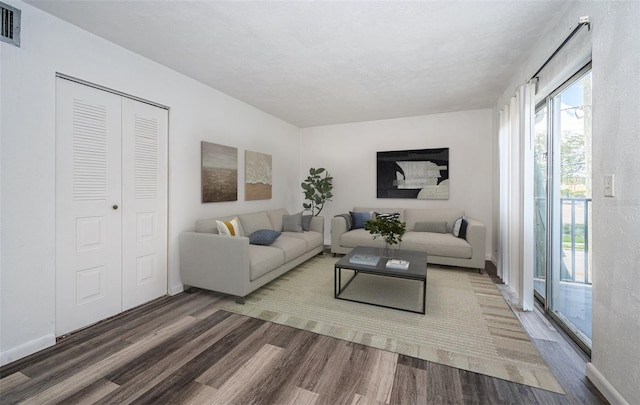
left=534, top=106, right=548, bottom=300
left=534, top=65, right=592, bottom=352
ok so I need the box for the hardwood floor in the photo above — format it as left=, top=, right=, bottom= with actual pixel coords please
left=1, top=264, right=608, bottom=404
left=484, top=261, right=606, bottom=405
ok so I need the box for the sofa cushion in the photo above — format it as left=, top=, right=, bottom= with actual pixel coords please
left=248, top=229, right=281, bottom=245
left=238, top=211, right=273, bottom=236
left=248, top=245, right=285, bottom=281
left=414, top=221, right=447, bottom=233
left=340, top=229, right=386, bottom=249
left=195, top=218, right=218, bottom=234
left=283, top=211, right=303, bottom=232
left=282, top=230, right=323, bottom=250
left=404, top=209, right=464, bottom=232
left=266, top=208, right=288, bottom=232
left=401, top=232, right=472, bottom=259
left=270, top=236, right=308, bottom=262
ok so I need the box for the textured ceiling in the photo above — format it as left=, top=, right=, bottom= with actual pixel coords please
left=27, top=0, right=569, bottom=127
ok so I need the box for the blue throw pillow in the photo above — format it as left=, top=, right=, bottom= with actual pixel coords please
left=350, top=211, right=372, bottom=229
left=249, top=229, right=281, bottom=245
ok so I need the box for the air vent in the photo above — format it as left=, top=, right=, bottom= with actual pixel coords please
left=1, top=2, right=20, bottom=47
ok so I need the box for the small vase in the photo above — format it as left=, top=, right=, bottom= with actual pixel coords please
left=382, top=243, right=395, bottom=258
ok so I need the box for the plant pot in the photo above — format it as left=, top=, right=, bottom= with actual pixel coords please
left=382, top=243, right=396, bottom=258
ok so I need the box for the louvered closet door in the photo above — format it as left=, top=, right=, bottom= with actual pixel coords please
left=56, top=79, right=123, bottom=336
left=121, top=98, right=168, bottom=311
left=56, top=78, right=168, bottom=336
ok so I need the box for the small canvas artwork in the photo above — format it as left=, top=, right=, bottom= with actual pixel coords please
left=377, top=148, right=449, bottom=199
left=201, top=141, right=238, bottom=203
left=245, top=150, right=272, bottom=200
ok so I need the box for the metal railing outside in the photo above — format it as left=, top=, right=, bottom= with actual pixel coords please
left=560, top=197, right=592, bottom=284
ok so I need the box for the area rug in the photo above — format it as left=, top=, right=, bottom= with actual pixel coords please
left=223, top=255, right=564, bottom=393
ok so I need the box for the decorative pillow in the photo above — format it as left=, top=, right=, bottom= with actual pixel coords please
left=414, top=221, right=448, bottom=233
left=216, top=217, right=242, bottom=236
left=283, top=211, right=303, bottom=232
left=248, top=229, right=281, bottom=245
left=350, top=211, right=372, bottom=229
left=374, top=211, right=401, bottom=220
left=301, top=214, right=313, bottom=231
left=452, top=217, right=469, bottom=239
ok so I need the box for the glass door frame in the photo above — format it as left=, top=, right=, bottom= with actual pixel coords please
left=533, top=102, right=548, bottom=304
left=533, top=62, right=592, bottom=356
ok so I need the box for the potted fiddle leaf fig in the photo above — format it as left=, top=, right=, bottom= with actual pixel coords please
left=301, top=167, right=333, bottom=216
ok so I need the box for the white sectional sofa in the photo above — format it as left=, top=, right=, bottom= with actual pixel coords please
left=180, top=208, right=324, bottom=302
left=331, top=207, right=486, bottom=270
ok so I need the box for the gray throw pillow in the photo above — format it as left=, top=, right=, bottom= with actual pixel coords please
left=414, top=221, right=448, bottom=233
left=301, top=214, right=313, bottom=231
left=249, top=229, right=281, bottom=245
left=283, top=211, right=303, bottom=232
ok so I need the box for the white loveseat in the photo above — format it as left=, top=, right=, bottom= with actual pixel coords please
left=180, top=209, right=324, bottom=302
left=331, top=207, right=486, bottom=270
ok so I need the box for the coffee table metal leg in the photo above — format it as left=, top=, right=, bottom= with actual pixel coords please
left=422, top=279, right=426, bottom=314
left=335, top=266, right=361, bottom=299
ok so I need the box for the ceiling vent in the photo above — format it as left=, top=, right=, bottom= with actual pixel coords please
left=1, top=2, right=20, bottom=47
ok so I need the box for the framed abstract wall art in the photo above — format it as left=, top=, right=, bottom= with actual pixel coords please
left=201, top=141, right=238, bottom=203
left=245, top=150, right=272, bottom=200
left=377, top=148, right=449, bottom=199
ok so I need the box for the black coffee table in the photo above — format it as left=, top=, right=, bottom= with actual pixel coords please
left=334, top=246, right=427, bottom=314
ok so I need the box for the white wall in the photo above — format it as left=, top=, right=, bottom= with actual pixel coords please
left=300, top=109, right=494, bottom=259
left=494, top=2, right=640, bottom=403
left=0, top=1, right=300, bottom=365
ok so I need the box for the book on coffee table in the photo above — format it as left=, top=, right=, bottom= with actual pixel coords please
left=349, top=254, right=380, bottom=266
left=385, top=259, right=410, bottom=270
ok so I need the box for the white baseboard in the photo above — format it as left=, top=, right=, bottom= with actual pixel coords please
left=586, top=362, right=629, bottom=405
left=170, top=283, right=184, bottom=295
left=0, top=334, right=56, bottom=367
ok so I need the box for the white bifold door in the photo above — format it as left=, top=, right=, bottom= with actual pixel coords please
left=55, top=78, right=168, bottom=336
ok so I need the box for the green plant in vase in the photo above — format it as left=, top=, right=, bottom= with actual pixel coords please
left=365, top=214, right=406, bottom=257
left=301, top=167, right=333, bottom=216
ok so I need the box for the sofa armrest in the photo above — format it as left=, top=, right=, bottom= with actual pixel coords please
left=179, top=232, right=251, bottom=297
left=331, top=215, right=349, bottom=250
left=464, top=218, right=486, bottom=268
left=309, top=215, right=324, bottom=234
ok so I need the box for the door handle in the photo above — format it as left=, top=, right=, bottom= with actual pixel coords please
left=113, top=204, right=119, bottom=210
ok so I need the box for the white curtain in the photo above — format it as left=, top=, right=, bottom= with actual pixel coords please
left=498, top=105, right=510, bottom=283
left=498, top=82, right=536, bottom=311
left=520, top=82, right=536, bottom=311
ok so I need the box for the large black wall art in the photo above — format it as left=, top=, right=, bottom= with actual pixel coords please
left=377, top=148, right=449, bottom=199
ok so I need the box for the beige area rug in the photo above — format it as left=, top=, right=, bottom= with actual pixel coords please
left=223, top=255, right=564, bottom=393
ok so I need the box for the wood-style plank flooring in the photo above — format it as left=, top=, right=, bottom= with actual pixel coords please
left=1, top=263, right=608, bottom=404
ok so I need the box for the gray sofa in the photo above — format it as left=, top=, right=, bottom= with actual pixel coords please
left=331, top=207, right=486, bottom=270
left=180, top=208, right=324, bottom=302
